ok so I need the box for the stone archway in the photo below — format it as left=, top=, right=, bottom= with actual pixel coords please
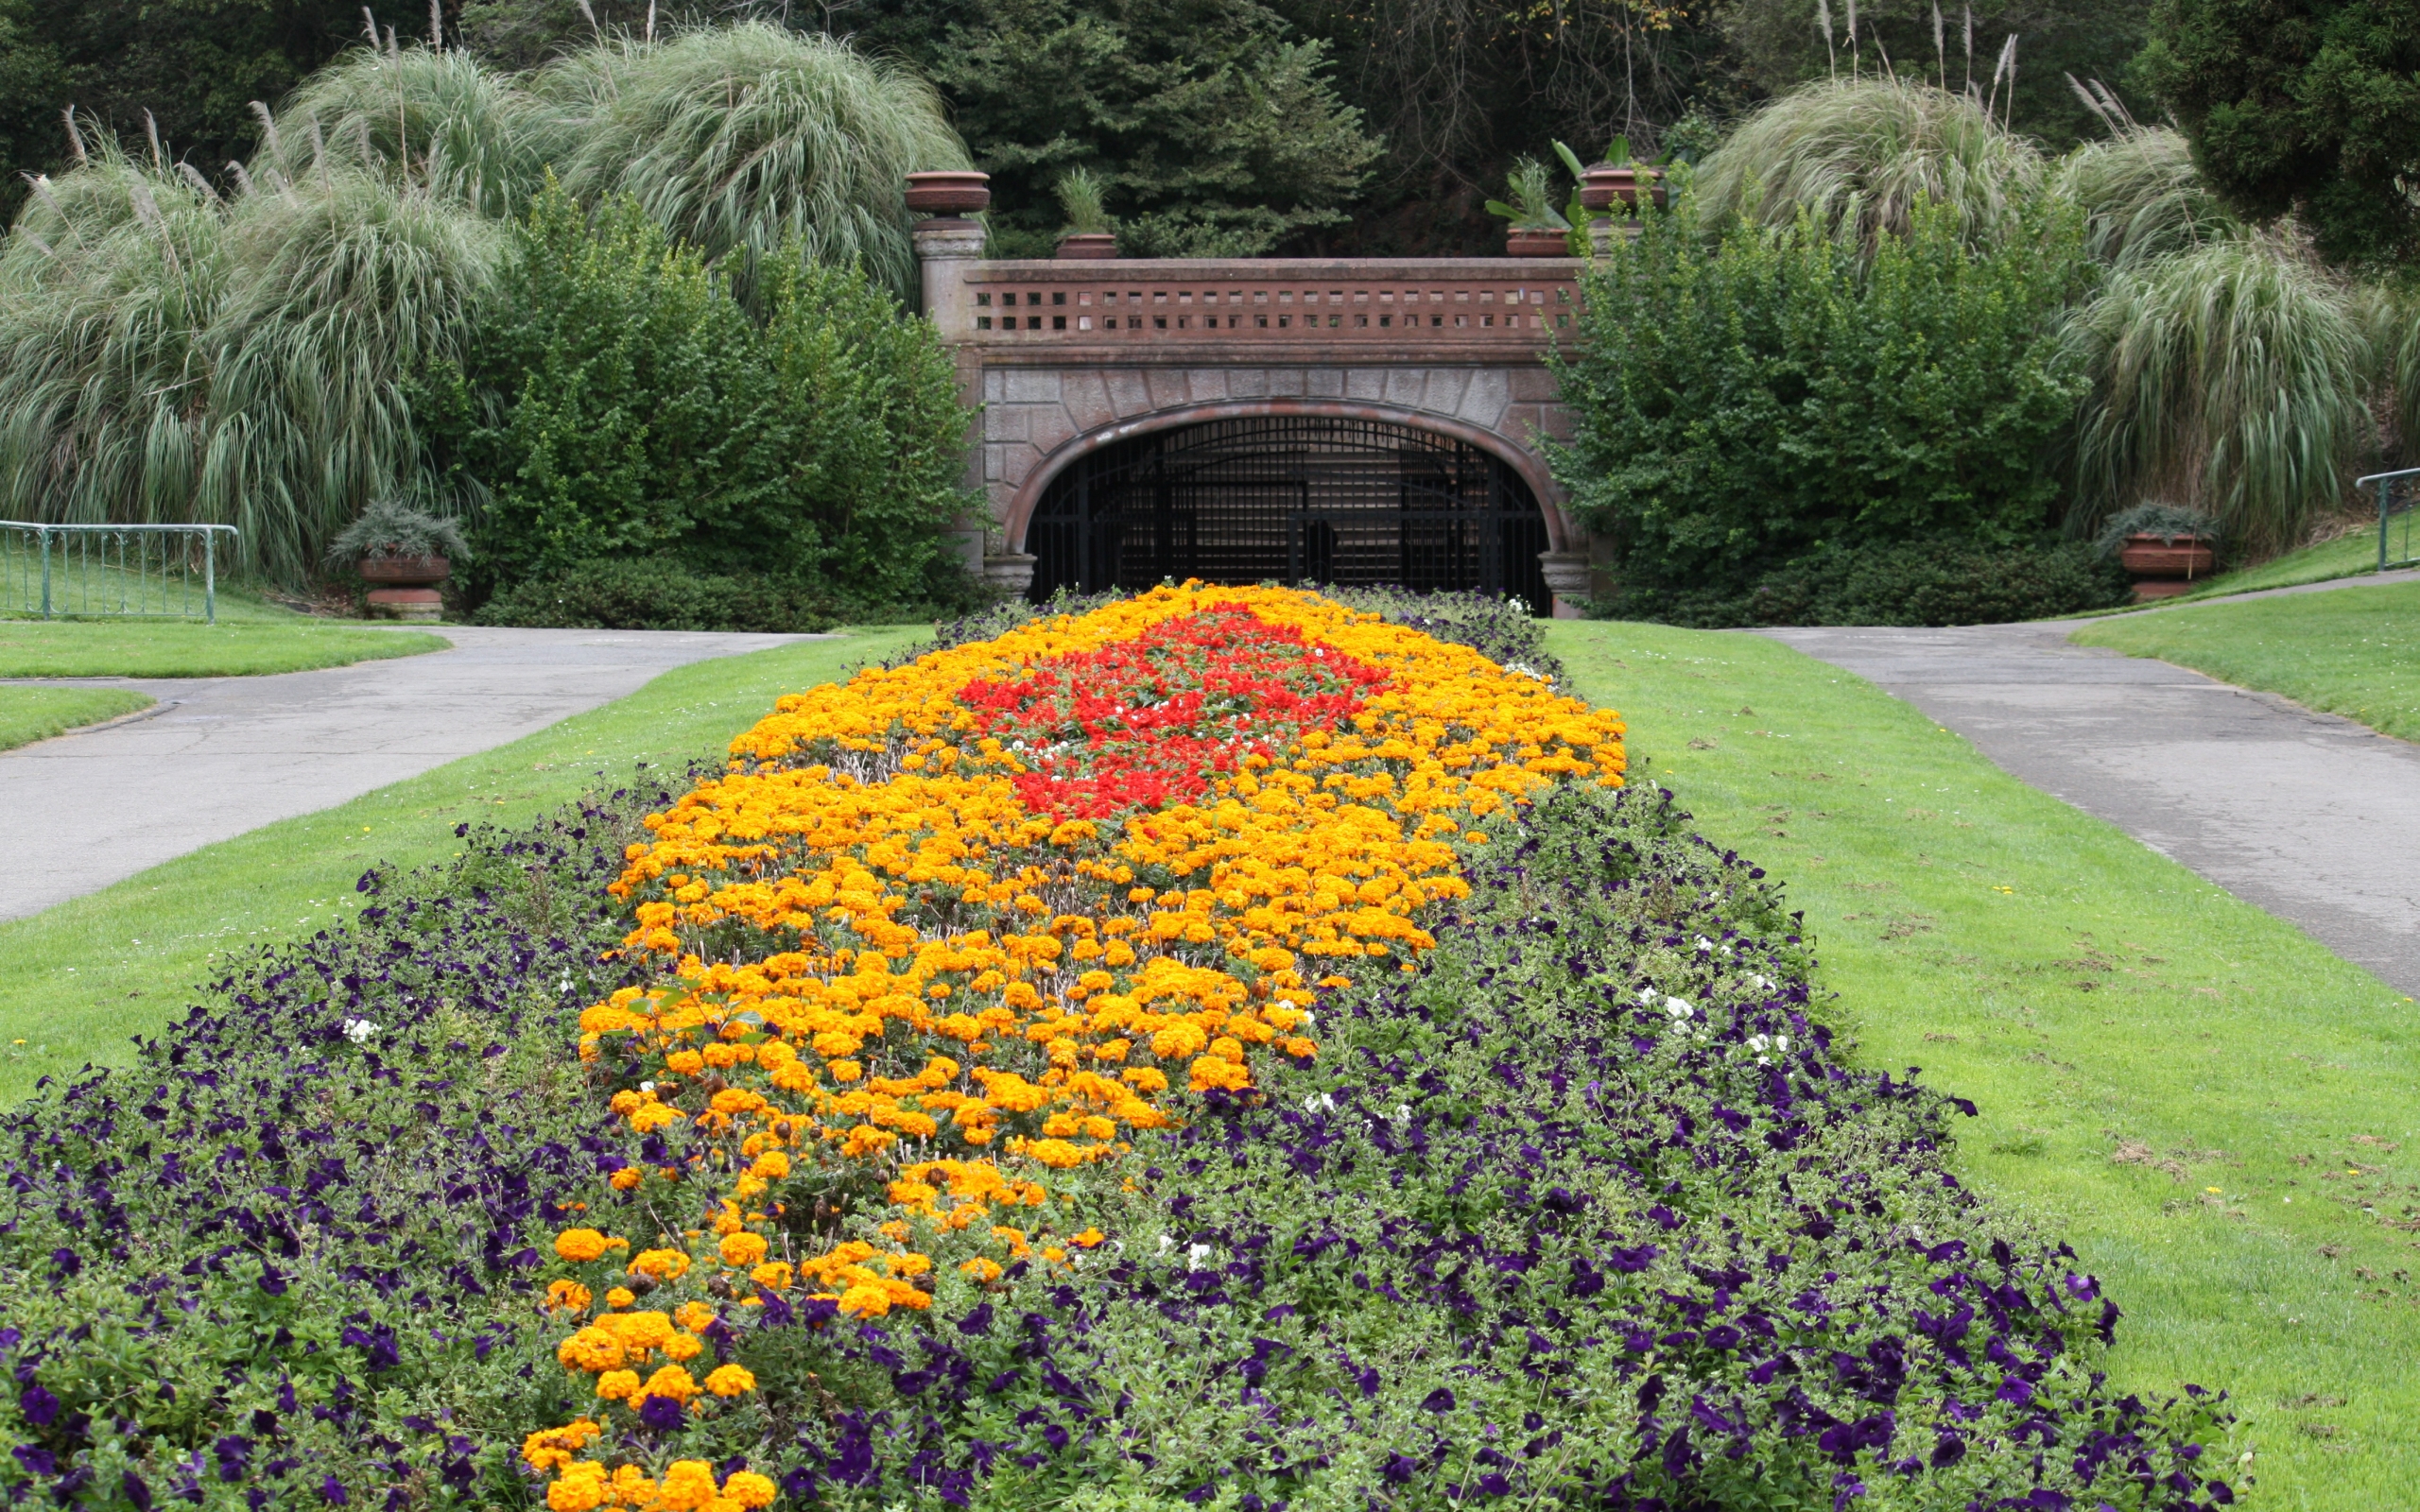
left=1017, top=409, right=1558, bottom=613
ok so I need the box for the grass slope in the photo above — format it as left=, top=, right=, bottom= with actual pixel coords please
left=1547, top=620, right=2420, bottom=1511
left=0, top=619, right=448, bottom=678
left=2070, top=579, right=2420, bottom=742
left=0, top=686, right=153, bottom=751
left=0, top=626, right=924, bottom=1101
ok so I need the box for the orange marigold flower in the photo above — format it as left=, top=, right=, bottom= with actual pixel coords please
left=593, top=1369, right=640, bottom=1401
left=704, top=1363, right=757, bottom=1398
left=553, top=1228, right=612, bottom=1263
left=544, top=1280, right=593, bottom=1314
left=609, top=1167, right=644, bottom=1191
left=717, top=1231, right=769, bottom=1267
left=722, top=1470, right=779, bottom=1509
left=629, top=1247, right=691, bottom=1281
left=637, top=1365, right=699, bottom=1403
left=673, top=1300, right=717, bottom=1332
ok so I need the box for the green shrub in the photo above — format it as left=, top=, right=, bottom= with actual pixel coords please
left=1550, top=191, right=2091, bottom=602
left=472, top=556, right=839, bottom=632
left=417, top=184, right=980, bottom=612
left=1597, top=536, right=2134, bottom=627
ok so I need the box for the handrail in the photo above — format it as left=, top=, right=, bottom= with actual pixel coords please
left=2354, top=468, right=2420, bottom=574
left=0, top=521, right=240, bottom=624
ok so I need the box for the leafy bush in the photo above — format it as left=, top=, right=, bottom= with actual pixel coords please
left=473, top=556, right=838, bottom=632
left=1550, top=191, right=2091, bottom=602
left=1595, top=536, right=2134, bottom=627
left=417, top=184, right=980, bottom=613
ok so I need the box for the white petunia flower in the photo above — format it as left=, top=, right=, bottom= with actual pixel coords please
left=341, top=1018, right=379, bottom=1044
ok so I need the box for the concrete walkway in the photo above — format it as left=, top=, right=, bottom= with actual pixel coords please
left=1764, top=611, right=2420, bottom=995
left=0, top=626, right=821, bottom=922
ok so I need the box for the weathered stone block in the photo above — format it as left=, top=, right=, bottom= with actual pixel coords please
left=1002, top=369, right=1063, bottom=404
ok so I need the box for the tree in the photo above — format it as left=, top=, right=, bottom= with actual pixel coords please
left=2138, top=0, right=2420, bottom=266
left=931, top=0, right=1380, bottom=257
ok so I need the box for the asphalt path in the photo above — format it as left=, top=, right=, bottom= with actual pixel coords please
left=0, top=626, right=820, bottom=921
left=1764, top=589, right=2420, bottom=994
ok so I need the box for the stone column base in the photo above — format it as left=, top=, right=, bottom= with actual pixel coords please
left=1538, top=550, right=1592, bottom=620
left=982, top=553, right=1037, bottom=597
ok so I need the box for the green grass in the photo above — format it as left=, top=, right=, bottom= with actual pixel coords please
left=0, top=618, right=447, bottom=677
left=2070, top=578, right=2420, bottom=742
left=0, top=625, right=925, bottom=1102
left=1547, top=620, right=2420, bottom=1511
left=0, top=685, right=153, bottom=750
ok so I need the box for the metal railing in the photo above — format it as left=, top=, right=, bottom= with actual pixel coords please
left=1, top=522, right=238, bottom=624
left=2357, top=468, right=2420, bottom=574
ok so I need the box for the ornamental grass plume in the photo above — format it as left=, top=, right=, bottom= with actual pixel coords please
left=251, top=44, right=554, bottom=220
left=2051, top=121, right=2236, bottom=270
left=1691, top=76, right=2044, bottom=250
left=2065, top=230, right=2375, bottom=556
left=541, top=21, right=967, bottom=307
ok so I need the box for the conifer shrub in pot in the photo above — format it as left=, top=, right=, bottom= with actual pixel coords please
left=326, top=498, right=471, bottom=622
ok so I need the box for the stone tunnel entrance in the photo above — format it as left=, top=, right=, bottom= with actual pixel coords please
left=1023, top=414, right=1553, bottom=612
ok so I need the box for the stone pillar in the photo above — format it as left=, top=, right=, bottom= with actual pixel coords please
left=910, top=217, right=996, bottom=576
left=1538, top=550, right=1593, bottom=620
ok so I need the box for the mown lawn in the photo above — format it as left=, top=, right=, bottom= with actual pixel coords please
left=0, top=685, right=152, bottom=751
left=0, top=617, right=447, bottom=677
left=1547, top=619, right=2420, bottom=1512
left=0, top=626, right=924, bottom=1100
left=2069, top=578, right=2420, bottom=742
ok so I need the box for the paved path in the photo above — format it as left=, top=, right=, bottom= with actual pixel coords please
left=1763, top=618, right=2420, bottom=995
left=0, top=627, right=821, bottom=921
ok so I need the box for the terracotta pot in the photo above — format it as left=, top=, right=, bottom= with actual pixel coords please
left=359, top=554, right=451, bottom=587
left=1504, top=229, right=1574, bottom=257
left=904, top=170, right=992, bottom=215
left=1054, top=232, right=1119, bottom=260
left=1579, top=163, right=1667, bottom=212
left=366, top=586, right=443, bottom=622
left=2118, top=536, right=2215, bottom=579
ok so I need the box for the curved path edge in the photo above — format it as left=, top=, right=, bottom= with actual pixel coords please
left=0, top=626, right=828, bottom=923
left=1759, top=620, right=2420, bottom=995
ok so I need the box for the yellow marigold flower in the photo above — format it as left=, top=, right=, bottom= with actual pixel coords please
left=673, top=1300, right=717, bottom=1332
left=546, top=1465, right=608, bottom=1512
left=751, top=1261, right=795, bottom=1291
left=722, top=1471, right=779, bottom=1509
left=718, top=1231, right=769, bottom=1268
left=749, top=1149, right=790, bottom=1180
left=553, top=1228, right=611, bottom=1263
left=638, top=1365, right=699, bottom=1403
left=664, top=1332, right=703, bottom=1362
left=629, top=1248, right=691, bottom=1282
left=520, top=1420, right=601, bottom=1471
left=704, top=1363, right=757, bottom=1398
left=838, top=1281, right=892, bottom=1317
left=609, top=1167, right=644, bottom=1191
left=593, top=1369, right=640, bottom=1401
left=604, top=1287, right=636, bottom=1310
left=656, top=1461, right=719, bottom=1512
left=544, top=1280, right=593, bottom=1314
left=960, top=1257, right=1002, bottom=1281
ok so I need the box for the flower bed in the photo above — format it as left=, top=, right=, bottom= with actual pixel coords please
left=0, top=588, right=2234, bottom=1512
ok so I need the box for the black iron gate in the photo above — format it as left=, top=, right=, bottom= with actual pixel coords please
left=1023, top=416, right=1552, bottom=613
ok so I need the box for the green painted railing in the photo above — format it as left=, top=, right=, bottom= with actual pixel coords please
left=0, top=522, right=239, bottom=623
left=2361, top=467, right=2420, bottom=571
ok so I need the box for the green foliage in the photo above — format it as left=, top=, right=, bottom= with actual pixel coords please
left=1593, top=536, right=2133, bottom=626
left=2063, top=232, right=2376, bottom=556
left=1482, top=156, right=1570, bottom=231
left=2053, top=122, right=2238, bottom=268
left=2137, top=0, right=2420, bottom=266
left=2092, top=501, right=2221, bottom=554
left=1691, top=77, right=2048, bottom=250
left=325, top=496, right=471, bottom=564
left=540, top=22, right=964, bottom=306
left=1714, top=0, right=2160, bottom=150
left=0, top=134, right=500, bottom=581
left=473, top=556, right=839, bottom=631
left=251, top=44, right=553, bottom=220
left=1054, top=165, right=1114, bottom=236
left=931, top=0, right=1381, bottom=257
left=1550, top=191, right=2091, bottom=600
left=418, top=184, right=979, bottom=611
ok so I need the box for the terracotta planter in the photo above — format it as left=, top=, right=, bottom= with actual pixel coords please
left=904, top=171, right=992, bottom=216
left=2118, top=534, right=2216, bottom=601
left=359, top=554, right=450, bottom=587
left=1504, top=229, right=1574, bottom=257
left=1579, top=163, right=1667, bottom=213
left=1054, top=232, right=1119, bottom=260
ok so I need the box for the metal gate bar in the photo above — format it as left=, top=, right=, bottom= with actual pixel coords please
left=1027, top=416, right=1550, bottom=612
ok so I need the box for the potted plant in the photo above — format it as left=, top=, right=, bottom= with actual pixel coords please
left=1569, top=136, right=1668, bottom=216
left=2096, top=503, right=2221, bottom=600
left=328, top=497, right=471, bottom=623
left=1487, top=158, right=1577, bottom=257
left=1052, top=167, right=1118, bottom=260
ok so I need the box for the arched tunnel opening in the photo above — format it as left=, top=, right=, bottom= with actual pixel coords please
left=1022, top=415, right=1553, bottom=613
